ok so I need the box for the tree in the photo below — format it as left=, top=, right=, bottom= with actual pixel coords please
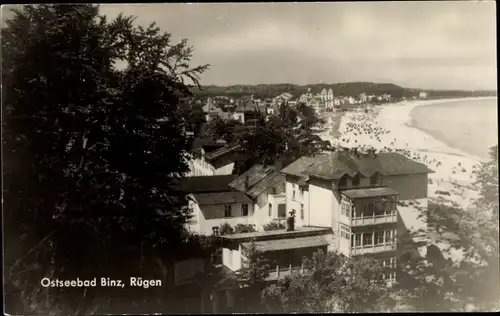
left=263, top=250, right=390, bottom=313
left=473, top=144, right=499, bottom=219
left=263, top=221, right=286, bottom=231
left=392, top=144, right=500, bottom=312
left=231, top=102, right=331, bottom=173
left=219, top=222, right=234, bottom=235
left=2, top=4, right=208, bottom=314
left=236, top=239, right=271, bottom=312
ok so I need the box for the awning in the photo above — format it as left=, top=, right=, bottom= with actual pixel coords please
left=241, top=235, right=329, bottom=252
left=341, top=187, right=399, bottom=199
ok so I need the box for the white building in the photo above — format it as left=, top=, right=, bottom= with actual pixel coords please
left=182, top=164, right=287, bottom=235
left=280, top=151, right=434, bottom=269
left=419, top=92, right=428, bottom=99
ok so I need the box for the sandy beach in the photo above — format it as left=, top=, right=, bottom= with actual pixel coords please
left=320, top=97, right=496, bottom=208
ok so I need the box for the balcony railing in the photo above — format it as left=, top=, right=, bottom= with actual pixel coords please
left=350, top=242, right=396, bottom=255
left=351, top=213, right=397, bottom=226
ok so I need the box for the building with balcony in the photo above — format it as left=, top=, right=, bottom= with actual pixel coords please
left=280, top=150, right=434, bottom=280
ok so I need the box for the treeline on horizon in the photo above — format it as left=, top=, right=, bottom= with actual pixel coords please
left=190, top=82, right=497, bottom=99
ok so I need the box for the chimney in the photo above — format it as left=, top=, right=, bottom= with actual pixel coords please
left=244, top=175, right=250, bottom=190
left=286, top=210, right=296, bottom=231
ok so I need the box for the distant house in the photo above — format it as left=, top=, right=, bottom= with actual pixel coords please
left=272, top=93, right=293, bottom=106
left=359, top=93, right=368, bottom=103
left=233, top=96, right=265, bottom=124
left=419, top=92, right=428, bottom=99
left=180, top=175, right=254, bottom=236
left=203, top=97, right=231, bottom=122
left=229, top=164, right=287, bottom=229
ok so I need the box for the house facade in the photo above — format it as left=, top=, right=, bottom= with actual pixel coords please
left=179, top=175, right=256, bottom=236
left=229, top=164, right=287, bottom=230
left=280, top=151, right=434, bottom=281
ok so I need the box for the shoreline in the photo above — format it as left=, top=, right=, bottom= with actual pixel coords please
left=408, top=97, right=497, bottom=162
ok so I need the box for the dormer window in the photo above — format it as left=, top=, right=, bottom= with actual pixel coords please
left=370, top=173, right=379, bottom=186
left=352, top=174, right=360, bottom=186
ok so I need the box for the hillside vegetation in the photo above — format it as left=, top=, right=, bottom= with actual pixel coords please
left=191, top=82, right=497, bottom=99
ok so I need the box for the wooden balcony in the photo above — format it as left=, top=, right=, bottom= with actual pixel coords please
left=265, top=263, right=311, bottom=281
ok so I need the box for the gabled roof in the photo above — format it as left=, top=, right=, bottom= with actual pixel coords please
left=300, top=151, right=434, bottom=180
left=204, top=144, right=242, bottom=161
left=229, top=164, right=285, bottom=199
left=281, top=154, right=327, bottom=178
left=192, top=192, right=252, bottom=205
left=178, top=175, right=237, bottom=194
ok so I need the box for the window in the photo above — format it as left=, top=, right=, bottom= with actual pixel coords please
left=351, top=233, right=361, bottom=247
left=300, top=204, right=304, bottom=220
left=341, top=201, right=351, bottom=217
left=352, top=174, right=360, bottom=186
left=292, top=185, right=296, bottom=200
left=272, top=187, right=277, bottom=195
left=224, top=205, right=232, bottom=218
left=212, top=226, right=219, bottom=236
left=340, top=225, right=350, bottom=240
left=338, top=177, right=347, bottom=189
left=370, top=173, right=378, bottom=186
left=374, top=231, right=385, bottom=245
left=242, top=204, right=248, bottom=216
left=278, top=204, right=286, bottom=218
left=268, top=203, right=272, bottom=217
left=385, top=229, right=396, bottom=243
left=299, top=186, right=304, bottom=199
left=363, top=232, right=373, bottom=246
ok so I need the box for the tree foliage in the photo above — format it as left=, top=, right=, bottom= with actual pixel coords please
left=3, top=4, right=208, bottom=314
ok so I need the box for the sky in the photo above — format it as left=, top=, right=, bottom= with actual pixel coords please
left=2, top=3, right=497, bottom=90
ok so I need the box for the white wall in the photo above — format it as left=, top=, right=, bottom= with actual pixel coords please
left=214, top=162, right=235, bottom=176
left=186, top=157, right=216, bottom=177
left=232, top=113, right=244, bottom=124
left=308, top=178, right=334, bottom=228
left=397, top=198, right=428, bottom=244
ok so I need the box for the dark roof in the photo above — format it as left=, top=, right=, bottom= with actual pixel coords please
left=229, top=164, right=285, bottom=199
left=178, top=175, right=237, bottom=193
left=193, top=192, right=252, bottom=205
left=281, top=155, right=327, bottom=177
left=220, top=226, right=333, bottom=243
left=241, top=235, right=329, bottom=252
left=235, top=100, right=264, bottom=113
left=341, top=187, right=399, bottom=199
left=205, top=144, right=242, bottom=161
left=288, top=152, right=434, bottom=180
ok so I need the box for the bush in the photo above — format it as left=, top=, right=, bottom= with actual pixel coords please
left=263, top=221, right=285, bottom=231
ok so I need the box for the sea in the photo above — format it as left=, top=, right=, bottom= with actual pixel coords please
left=410, top=97, right=498, bottom=160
